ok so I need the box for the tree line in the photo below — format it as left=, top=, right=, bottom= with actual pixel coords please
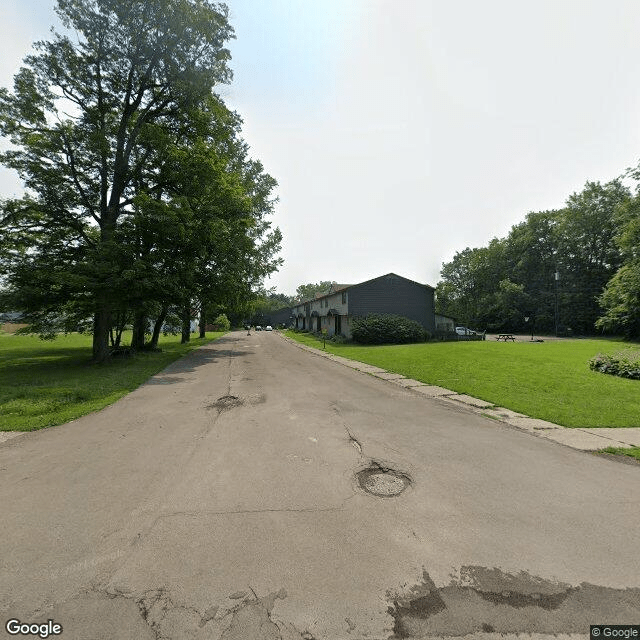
left=0, top=0, right=282, bottom=362
left=246, top=281, right=337, bottom=325
left=436, top=176, right=640, bottom=338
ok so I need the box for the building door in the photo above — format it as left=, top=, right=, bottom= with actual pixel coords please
left=334, top=314, right=341, bottom=335
left=316, top=316, right=321, bottom=332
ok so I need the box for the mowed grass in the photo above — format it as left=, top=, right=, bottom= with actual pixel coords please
left=0, top=331, right=225, bottom=431
left=284, top=331, right=640, bottom=428
left=601, top=446, right=640, bottom=461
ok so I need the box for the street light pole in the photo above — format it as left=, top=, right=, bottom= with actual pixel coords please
left=525, top=316, right=534, bottom=341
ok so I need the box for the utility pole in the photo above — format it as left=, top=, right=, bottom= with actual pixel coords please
left=554, top=269, right=560, bottom=336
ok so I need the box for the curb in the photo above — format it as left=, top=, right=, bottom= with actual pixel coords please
left=278, top=333, right=640, bottom=456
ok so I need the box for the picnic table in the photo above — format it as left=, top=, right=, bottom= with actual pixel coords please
left=496, top=334, right=515, bottom=342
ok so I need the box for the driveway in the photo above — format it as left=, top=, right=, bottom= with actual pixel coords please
left=1, top=330, right=638, bottom=639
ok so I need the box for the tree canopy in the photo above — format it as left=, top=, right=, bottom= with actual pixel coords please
left=0, top=0, right=282, bottom=360
left=436, top=179, right=634, bottom=336
left=294, top=281, right=336, bottom=302
left=596, top=171, right=640, bottom=337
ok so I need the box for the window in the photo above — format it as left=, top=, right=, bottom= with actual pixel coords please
left=342, top=292, right=347, bottom=304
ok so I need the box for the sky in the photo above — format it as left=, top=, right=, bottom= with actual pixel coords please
left=2, top=1, right=640, bottom=296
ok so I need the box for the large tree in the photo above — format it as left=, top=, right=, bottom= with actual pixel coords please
left=504, top=210, right=559, bottom=332
left=556, top=180, right=630, bottom=333
left=0, top=0, right=234, bottom=361
left=597, top=179, right=640, bottom=337
left=436, top=239, right=508, bottom=330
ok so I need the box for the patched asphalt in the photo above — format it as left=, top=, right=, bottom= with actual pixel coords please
left=1, top=330, right=638, bottom=639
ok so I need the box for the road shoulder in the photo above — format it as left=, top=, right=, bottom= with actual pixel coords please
left=279, top=333, right=640, bottom=459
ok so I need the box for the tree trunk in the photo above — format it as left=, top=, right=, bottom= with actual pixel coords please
left=93, top=223, right=116, bottom=363
left=199, top=301, right=206, bottom=338
left=92, top=305, right=111, bottom=363
left=114, top=310, right=128, bottom=347
left=150, top=306, right=169, bottom=350
left=131, top=310, right=146, bottom=350
left=181, top=305, right=191, bottom=344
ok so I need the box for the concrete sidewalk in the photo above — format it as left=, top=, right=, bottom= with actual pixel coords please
left=281, top=334, right=640, bottom=454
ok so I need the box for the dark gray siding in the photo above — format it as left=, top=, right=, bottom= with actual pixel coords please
left=348, top=273, right=435, bottom=332
left=266, top=307, right=294, bottom=327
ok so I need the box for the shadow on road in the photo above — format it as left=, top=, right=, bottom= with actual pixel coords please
left=144, top=344, right=253, bottom=385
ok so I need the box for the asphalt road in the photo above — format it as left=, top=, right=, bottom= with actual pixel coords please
left=1, top=330, right=638, bottom=639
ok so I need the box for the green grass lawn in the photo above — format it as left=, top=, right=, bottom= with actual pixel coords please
left=600, top=446, right=640, bottom=461
left=285, top=331, right=640, bottom=428
left=0, top=331, right=225, bottom=431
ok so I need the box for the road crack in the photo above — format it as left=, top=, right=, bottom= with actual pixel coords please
left=345, top=427, right=363, bottom=454
left=86, top=585, right=315, bottom=640
left=331, top=402, right=366, bottom=457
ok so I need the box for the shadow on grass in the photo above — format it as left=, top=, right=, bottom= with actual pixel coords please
left=2, top=348, right=92, bottom=365
left=0, top=332, right=231, bottom=430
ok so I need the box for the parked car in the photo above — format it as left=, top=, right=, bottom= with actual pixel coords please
left=455, top=326, right=476, bottom=336
left=255, top=325, right=262, bottom=331
left=265, top=325, right=273, bottom=331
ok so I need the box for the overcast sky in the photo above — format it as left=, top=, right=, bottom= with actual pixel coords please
left=2, top=1, right=640, bottom=296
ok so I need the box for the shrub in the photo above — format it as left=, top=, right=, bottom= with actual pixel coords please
left=212, top=313, right=231, bottom=332
left=351, top=314, right=429, bottom=345
left=589, top=349, right=640, bottom=380
left=309, top=330, right=349, bottom=344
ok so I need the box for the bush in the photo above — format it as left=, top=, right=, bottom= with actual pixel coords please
left=212, top=313, right=231, bottom=332
left=351, top=314, right=429, bottom=345
left=315, top=330, right=348, bottom=344
left=589, top=349, right=640, bottom=380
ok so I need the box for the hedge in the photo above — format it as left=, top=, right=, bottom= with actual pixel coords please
left=351, top=314, right=429, bottom=345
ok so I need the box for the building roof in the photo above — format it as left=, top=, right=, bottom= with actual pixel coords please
left=310, top=283, right=352, bottom=300
left=328, top=283, right=352, bottom=293
left=292, top=273, right=434, bottom=308
left=353, top=272, right=435, bottom=291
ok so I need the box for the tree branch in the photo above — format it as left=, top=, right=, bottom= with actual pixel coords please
left=59, top=129, right=100, bottom=225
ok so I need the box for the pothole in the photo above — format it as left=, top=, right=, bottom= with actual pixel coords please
left=208, top=395, right=243, bottom=412
left=356, top=464, right=411, bottom=497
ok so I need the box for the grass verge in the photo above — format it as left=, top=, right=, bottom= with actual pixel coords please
left=598, top=446, right=640, bottom=462
left=0, top=331, right=225, bottom=431
left=284, top=331, right=640, bottom=428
